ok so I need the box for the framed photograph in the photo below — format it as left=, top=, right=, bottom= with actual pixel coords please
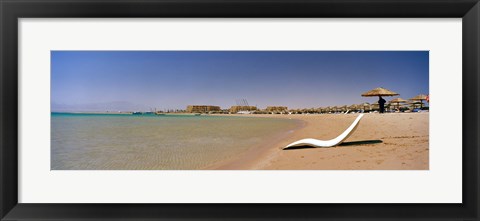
left=1, top=0, right=478, bottom=220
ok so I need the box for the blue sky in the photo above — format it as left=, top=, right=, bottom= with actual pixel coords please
left=51, top=51, right=428, bottom=112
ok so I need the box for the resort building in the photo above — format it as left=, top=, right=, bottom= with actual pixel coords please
left=186, top=105, right=221, bottom=113
left=266, top=106, right=288, bottom=113
left=229, top=106, right=257, bottom=113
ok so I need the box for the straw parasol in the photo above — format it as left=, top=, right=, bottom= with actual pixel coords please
left=360, top=102, right=371, bottom=111
left=371, top=102, right=380, bottom=110
left=411, top=94, right=428, bottom=100
left=361, top=87, right=400, bottom=97
left=410, top=94, right=428, bottom=108
left=390, top=97, right=408, bottom=103
left=349, top=104, right=358, bottom=110
left=389, top=98, right=408, bottom=109
left=322, top=107, right=328, bottom=113
left=410, top=101, right=423, bottom=109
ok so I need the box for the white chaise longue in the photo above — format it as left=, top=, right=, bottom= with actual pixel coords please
left=283, top=114, right=364, bottom=149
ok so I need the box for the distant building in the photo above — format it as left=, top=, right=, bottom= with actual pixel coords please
left=266, top=106, right=288, bottom=113
left=186, top=105, right=221, bottom=113
left=229, top=106, right=257, bottom=113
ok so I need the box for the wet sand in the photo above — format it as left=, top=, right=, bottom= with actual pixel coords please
left=209, top=113, right=429, bottom=170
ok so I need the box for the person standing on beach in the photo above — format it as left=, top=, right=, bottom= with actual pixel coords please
left=378, top=96, right=386, bottom=113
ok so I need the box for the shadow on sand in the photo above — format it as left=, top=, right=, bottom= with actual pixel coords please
left=339, top=140, right=383, bottom=146
left=283, top=140, right=383, bottom=150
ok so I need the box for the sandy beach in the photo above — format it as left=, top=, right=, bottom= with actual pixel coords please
left=209, top=113, right=429, bottom=170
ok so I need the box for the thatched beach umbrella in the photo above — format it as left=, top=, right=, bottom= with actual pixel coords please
left=349, top=104, right=358, bottom=111
left=323, top=106, right=329, bottom=113
left=411, top=94, right=428, bottom=100
left=410, top=94, right=428, bottom=108
left=362, top=87, right=399, bottom=113
left=324, top=107, right=330, bottom=113
left=390, top=97, right=408, bottom=103
left=361, top=87, right=400, bottom=97
left=360, top=102, right=371, bottom=111
left=389, top=97, right=408, bottom=109
left=410, top=101, right=423, bottom=109
left=333, top=106, right=340, bottom=113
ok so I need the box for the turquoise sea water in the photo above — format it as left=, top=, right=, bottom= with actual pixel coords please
left=51, top=113, right=300, bottom=170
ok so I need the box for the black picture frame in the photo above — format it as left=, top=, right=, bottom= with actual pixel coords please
left=1, top=0, right=479, bottom=220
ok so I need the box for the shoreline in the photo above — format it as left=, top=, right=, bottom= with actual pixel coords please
left=202, top=116, right=307, bottom=170
left=206, top=112, right=429, bottom=170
